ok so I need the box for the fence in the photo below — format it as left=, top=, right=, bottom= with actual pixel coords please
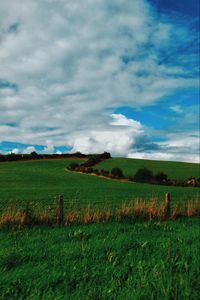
left=1, top=192, right=199, bottom=228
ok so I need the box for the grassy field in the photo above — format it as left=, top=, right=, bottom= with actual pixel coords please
left=0, top=218, right=199, bottom=300
left=97, top=157, right=200, bottom=180
left=0, top=159, right=199, bottom=212
left=0, top=158, right=199, bottom=299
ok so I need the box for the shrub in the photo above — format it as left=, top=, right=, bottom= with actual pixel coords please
left=30, top=151, right=39, bottom=159
left=0, top=155, right=5, bottom=162
left=133, top=168, right=153, bottom=183
left=86, top=167, right=93, bottom=173
left=103, top=170, right=110, bottom=176
left=68, top=162, right=79, bottom=171
left=154, top=172, right=168, bottom=183
left=82, top=156, right=101, bottom=167
left=99, top=152, right=111, bottom=159
left=73, top=151, right=85, bottom=158
left=6, top=153, right=19, bottom=161
left=99, top=169, right=110, bottom=177
left=111, top=167, right=124, bottom=179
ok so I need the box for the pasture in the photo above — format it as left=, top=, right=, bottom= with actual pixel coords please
left=97, top=157, right=200, bottom=180
left=0, top=159, right=199, bottom=212
left=0, top=158, right=199, bottom=299
left=0, top=218, right=199, bottom=299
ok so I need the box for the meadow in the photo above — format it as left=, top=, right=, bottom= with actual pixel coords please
left=0, top=159, right=199, bottom=213
left=97, top=157, right=200, bottom=180
left=0, top=158, right=199, bottom=299
left=0, top=218, right=199, bottom=300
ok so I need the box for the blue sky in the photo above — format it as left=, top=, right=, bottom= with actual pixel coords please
left=0, top=0, right=199, bottom=162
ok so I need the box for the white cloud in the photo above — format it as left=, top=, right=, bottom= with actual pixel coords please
left=10, top=148, right=19, bottom=154
left=56, top=150, right=62, bottom=155
left=110, top=114, right=142, bottom=128
left=69, top=114, right=144, bottom=156
left=43, top=140, right=55, bottom=154
left=0, top=0, right=198, bottom=161
left=170, top=105, right=183, bottom=114
left=128, top=151, right=199, bottom=163
left=22, top=146, right=36, bottom=154
left=128, top=133, right=200, bottom=163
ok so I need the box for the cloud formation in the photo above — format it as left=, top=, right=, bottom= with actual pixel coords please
left=0, top=0, right=198, bottom=161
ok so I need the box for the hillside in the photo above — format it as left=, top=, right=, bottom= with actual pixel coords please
left=0, top=158, right=199, bottom=300
left=0, top=158, right=199, bottom=212
left=97, top=157, right=200, bottom=180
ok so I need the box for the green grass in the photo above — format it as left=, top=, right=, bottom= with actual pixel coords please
left=0, top=159, right=199, bottom=212
left=0, top=218, right=199, bottom=300
left=97, top=157, right=200, bottom=180
left=0, top=159, right=199, bottom=299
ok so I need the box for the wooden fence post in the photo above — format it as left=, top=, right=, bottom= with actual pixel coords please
left=165, top=192, right=171, bottom=218
left=57, top=195, right=64, bottom=226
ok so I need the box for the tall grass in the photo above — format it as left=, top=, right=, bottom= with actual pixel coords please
left=1, top=218, right=199, bottom=299
left=1, top=199, right=199, bottom=228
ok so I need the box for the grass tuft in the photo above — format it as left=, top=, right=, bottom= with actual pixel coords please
left=0, top=199, right=199, bottom=229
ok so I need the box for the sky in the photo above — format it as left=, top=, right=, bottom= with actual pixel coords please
left=0, top=0, right=199, bottom=162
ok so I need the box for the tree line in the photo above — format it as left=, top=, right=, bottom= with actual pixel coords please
left=68, top=162, right=199, bottom=187
left=0, top=151, right=88, bottom=162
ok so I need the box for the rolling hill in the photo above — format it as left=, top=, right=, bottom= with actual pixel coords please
left=0, top=158, right=199, bottom=212
left=96, top=157, right=200, bottom=180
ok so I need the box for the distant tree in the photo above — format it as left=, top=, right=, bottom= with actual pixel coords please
left=111, top=167, right=124, bottom=178
left=68, top=162, right=79, bottom=171
left=7, top=153, right=18, bottom=161
left=73, top=151, right=84, bottom=158
left=82, top=156, right=101, bottom=167
left=0, top=155, right=5, bottom=162
left=154, top=172, right=168, bottom=183
left=133, top=168, right=153, bottom=183
left=99, top=152, right=111, bottom=159
left=86, top=167, right=93, bottom=173
left=30, top=151, right=39, bottom=159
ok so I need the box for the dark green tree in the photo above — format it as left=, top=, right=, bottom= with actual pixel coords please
left=111, top=167, right=124, bottom=178
left=133, top=168, right=153, bottom=183
left=68, top=162, right=79, bottom=171
left=154, top=172, right=168, bottom=183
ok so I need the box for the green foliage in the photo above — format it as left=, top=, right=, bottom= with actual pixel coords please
left=133, top=168, right=153, bottom=183
left=111, top=167, right=124, bottom=178
left=154, top=172, right=168, bottom=183
left=97, top=157, right=199, bottom=180
left=68, top=162, right=79, bottom=171
left=81, top=156, right=101, bottom=167
left=0, top=159, right=199, bottom=212
left=0, top=157, right=199, bottom=299
left=0, top=218, right=199, bottom=299
left=30, top=151, right=39, bottom=159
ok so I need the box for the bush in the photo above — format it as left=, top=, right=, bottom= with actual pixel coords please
left=154, top=172, right=168, bottom=183
left=133, top=168, right=153, bottom=183
left=73, top=151, right=86, bottom=158
left=81, top=156, right=101, bottom=167
left=111, top=167, right=124, bottom=178
left=68, top=162, right=79, bottom=171
left=99, top=152, right=111, bottom=159
left=30, top=151, right=39, bottom=159
left=0, top=155, right=6, bottom=162
left=86, top=167, right=94, bottom=173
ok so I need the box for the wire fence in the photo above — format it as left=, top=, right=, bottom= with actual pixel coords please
left=0, top=191, right=199, bottom=213
left=0, top=193, right=199, bottom=228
